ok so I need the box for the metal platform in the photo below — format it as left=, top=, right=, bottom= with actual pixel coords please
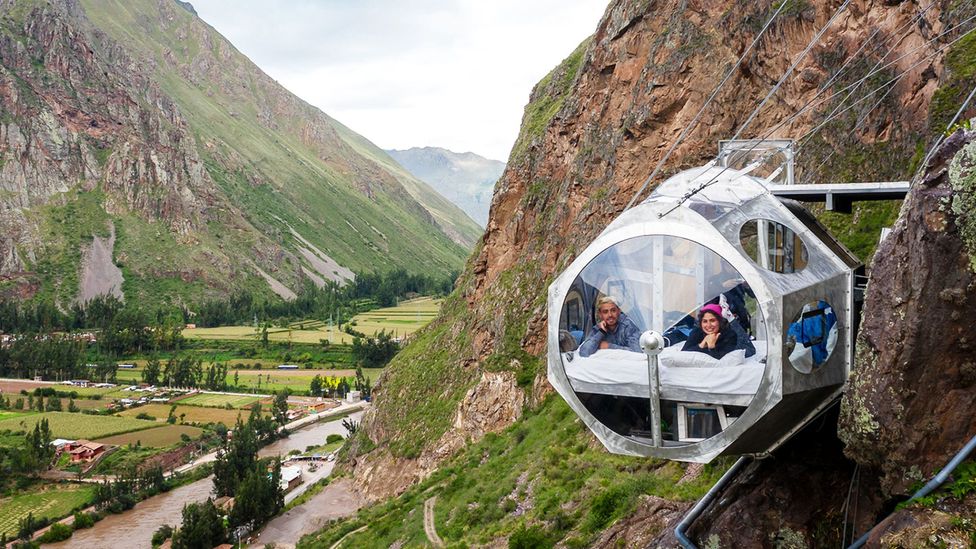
left=767, top=181, right=910, bottom=213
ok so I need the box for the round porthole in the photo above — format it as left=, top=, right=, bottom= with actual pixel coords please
left=739, top=219, right=808, bottom=273
left=555, top=235, right=765, bottom=444
left=785, top=300, right=838, bottom=374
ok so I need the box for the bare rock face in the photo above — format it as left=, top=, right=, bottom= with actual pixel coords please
left=592, top=495, right=690, bottom=548
left=839, top=129, right=976, bottom=496
left=432, top=370, right=526, bottom=457
left=355, top=370, right=526, bottom=501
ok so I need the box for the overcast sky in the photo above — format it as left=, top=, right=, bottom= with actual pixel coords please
left=190, top=1, right=608, bottom=162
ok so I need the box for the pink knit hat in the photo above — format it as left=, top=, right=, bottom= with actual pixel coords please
left=699, top=303, right=723, bottom=318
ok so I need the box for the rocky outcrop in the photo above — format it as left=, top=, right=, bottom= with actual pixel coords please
left=354, top=370, right=526, bottom=501
left=839, top=129, right=976, bottom=496
left=78, top=221, right=124, bottom=302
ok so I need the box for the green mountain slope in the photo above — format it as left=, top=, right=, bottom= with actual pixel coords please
left=0, top=0, right=478, bottom=309
left=387, top=147, right=506, bottom=227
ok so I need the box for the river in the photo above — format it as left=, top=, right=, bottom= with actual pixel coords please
left=48, top=411, right=364, bottom=548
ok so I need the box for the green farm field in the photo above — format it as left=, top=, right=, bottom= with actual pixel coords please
left=177, top=393, right=261, bottom=408
left=0, top=412, right=156, bottom=439
left=118, top=403, right=259, bottom=425
left=181, top=296, right=442, bottom=344
left=0, top=484, right=96, bottom=538
left=0, top=410, right=34, bottom=420
left=95, top=424, right=204, bottom=447
left=115, top=367, right=383, bottom=394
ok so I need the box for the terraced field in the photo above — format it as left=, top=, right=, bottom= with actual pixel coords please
left=0, top=412, right=156, bottom=439
left=0, top=484, right=96, bottom=538
left=95, top=424, right=204, bottom=447
left=118, top=404, right=257, bottom=426
left=182, top=296, right=442, bottom=344
left=177, top=393, right=261, bottom=408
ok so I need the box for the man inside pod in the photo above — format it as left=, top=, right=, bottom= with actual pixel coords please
left=578, top=296, right=642, bottom=357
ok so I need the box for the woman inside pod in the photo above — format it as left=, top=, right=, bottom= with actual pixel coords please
left=682, top=303, right=755, bottom=359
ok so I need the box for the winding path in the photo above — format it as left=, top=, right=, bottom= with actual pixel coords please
left=424, top=496, right=444, bottom=547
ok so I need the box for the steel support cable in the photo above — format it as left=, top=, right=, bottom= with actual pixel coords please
left=811, top=1, right=936, bottom=121
left=802, top=83, right=899, bottom=185
left=911, top=83, right=976, bottom=184
left=795, top=24, right=976, bottom=149
left=677, top=17, right=976, bottom=206
left=795, top=15, right=976, bottom=143
left=623, top=0, right=790, bottom=211
left=730, top=0, right=855, bottom=143
left=661, top=5, right=975, bottom=217
left=654, top=0, right=856, bottom=217
left=800, top=2, right=938, bottom=181
left=812, top=1, right=935, bottom=100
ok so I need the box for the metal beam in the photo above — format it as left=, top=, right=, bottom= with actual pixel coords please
left=767, top=181, right=909, bottom=211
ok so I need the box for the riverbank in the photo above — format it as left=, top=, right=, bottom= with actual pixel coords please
left=41, top=409, right=365, bottom=548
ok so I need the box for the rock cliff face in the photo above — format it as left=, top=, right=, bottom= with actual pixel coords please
left=351, top=0, right=976, bottom=544
left=0, top=0, right=479, bottom=307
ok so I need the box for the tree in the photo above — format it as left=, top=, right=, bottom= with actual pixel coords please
left=260, top=325, right=269, bottom=348
left=20, top=419, right=53, bottom=474
left=171, top=499, right=226, bottom=549
left=309, top=375, right=323, bottom=397
left=229, top=459, right=283, bottom=529
left=212, top=419, right=258, bottom=497
left=272, top=390, right=289, bottom=425
left=143, top=356, right=161, bottom=386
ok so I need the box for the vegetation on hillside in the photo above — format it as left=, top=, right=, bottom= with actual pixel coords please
left=303, top=397, right=729, bottom=548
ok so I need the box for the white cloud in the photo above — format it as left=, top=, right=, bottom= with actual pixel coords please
left=190, top=0, right=608, bottom=161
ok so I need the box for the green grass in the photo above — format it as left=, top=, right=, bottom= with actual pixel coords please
left=90, top=444, right=164, bottom=473
left=299, top=397, right=730, bottom=548
left=117, top=403, right=261, bottom=426
left=177, top=393, right=260, bottom=408
left=0, top=411, right=157, bottom=439
left=182, top=297, right=442, bottom=344
left=27, top=188, right=111, bottom=306
left=94, top=424, right=204, bottom=447
left=510, top=39, right=590, bottom=162
left=0, top=484, right=96, bottom=538
left=0, top=410, right=32, bottom=420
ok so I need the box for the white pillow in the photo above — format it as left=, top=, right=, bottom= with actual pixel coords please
left=716, top=349, right=746, bottom=368
left=661, top=349, right=745, bottom=368
left=662, top=351, right=719, bottom=368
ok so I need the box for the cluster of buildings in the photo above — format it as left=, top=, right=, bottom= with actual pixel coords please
left=50, top=438, right=109, bottom=463
left=0, top=331, right=98, bottom=348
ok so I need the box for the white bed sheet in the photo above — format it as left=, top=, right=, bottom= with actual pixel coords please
left=563, top=342, right=767, bottom=406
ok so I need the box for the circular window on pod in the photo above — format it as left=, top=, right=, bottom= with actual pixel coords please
left=739, top=219, right=808, bottom=274
left=785, top=300, right=838, bottom=374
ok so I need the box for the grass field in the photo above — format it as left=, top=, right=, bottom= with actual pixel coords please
left=0, top=412, right=157, bottom=439
left=118, top=404, right=257, bottom=426
left=95, top=424, right=204, bottom=447
left=182, top=296, right=442, bottom=344
left=0, top=410, right=34, bottom=420
left=115, top=367, right=383, bottom=395
left=177, top=393, right=261, bottom=408
left=0, top=484, right=96, bottom=538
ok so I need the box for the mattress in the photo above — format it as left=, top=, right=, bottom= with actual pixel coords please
left=562, top=342, right=767, bottom=406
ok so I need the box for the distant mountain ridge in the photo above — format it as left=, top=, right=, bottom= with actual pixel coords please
left=386, top=147, right=505, bottom=227
left=0, top=0, right=481, bottom=309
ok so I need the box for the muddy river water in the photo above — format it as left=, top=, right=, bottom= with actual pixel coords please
left=49, top=411, right=363, bottom=548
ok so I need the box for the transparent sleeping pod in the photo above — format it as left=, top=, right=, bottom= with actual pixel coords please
left=548, top=163, right=856, bottom=463
left=557, top=235, right=767, bottom=445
